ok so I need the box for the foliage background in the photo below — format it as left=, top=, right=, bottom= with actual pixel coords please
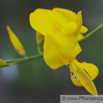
left=0, top=0, right=103, bottom=103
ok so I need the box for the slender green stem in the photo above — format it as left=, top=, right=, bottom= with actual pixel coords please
left=5, top=54, right=43, bottom=63
left=78, top=23, right=103, bottom=43
left=3, top=23, right=103, bottom=65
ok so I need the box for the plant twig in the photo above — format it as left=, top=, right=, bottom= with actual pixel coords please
left=5, top=54, right=43, bottom=63
left=3, top=23, right=103, bottom=65
left=78, top=23, right=103, bottom=43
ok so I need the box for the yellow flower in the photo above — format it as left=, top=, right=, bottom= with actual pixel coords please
left=29, top=8, right=98, bottom=95
left=7, top=26, right=26, bottom=56
left=29, top=7, right=88, bottom=68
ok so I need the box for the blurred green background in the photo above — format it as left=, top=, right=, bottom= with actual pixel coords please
left=0, top=0, right=103, bottom=103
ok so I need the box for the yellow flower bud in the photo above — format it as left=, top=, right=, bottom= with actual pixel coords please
left=0, top=59, right=8, bottom=67
left=36, top=31, right=44, bottom=54
left=7, top=26, right=26, bottom=56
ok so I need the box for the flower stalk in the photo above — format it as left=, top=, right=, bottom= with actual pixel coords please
left=5, top=54, right=43, bottom=64
left=78, top=23, right=103, bottom=43
left=1, top=23, right=103, bottom=66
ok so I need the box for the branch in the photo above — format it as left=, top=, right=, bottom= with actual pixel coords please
left=5, top=54, right=43, bottom=63
left=3, top=23, right=103, bottom=66
left=78, top=23, right=103, bottom=43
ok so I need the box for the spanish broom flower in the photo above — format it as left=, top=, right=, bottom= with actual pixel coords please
left=7, top=26, right=26, bottom=57
left=29, top=8, right=99, bottom=95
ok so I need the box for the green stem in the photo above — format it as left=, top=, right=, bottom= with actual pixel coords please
left=78, top=23, right=103, bottom=43
left=3, top=23, right=103, bottom=65
left=5, top=54, right=43, bottom=63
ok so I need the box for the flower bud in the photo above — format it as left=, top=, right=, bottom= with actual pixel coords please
left=0, top=59, right=8, bottom=67
left=7, top=26, right=26, bottom=56
left=36, top=31, right=44, bottom=54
